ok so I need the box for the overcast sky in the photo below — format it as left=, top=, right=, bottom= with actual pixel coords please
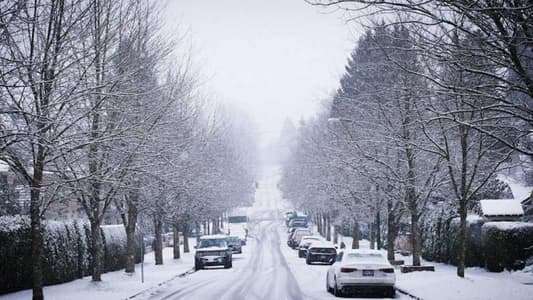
left=164, top=0, right=356, bottom=146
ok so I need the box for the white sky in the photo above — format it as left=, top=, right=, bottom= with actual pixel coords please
left=164, top=0, right=357, bottom=146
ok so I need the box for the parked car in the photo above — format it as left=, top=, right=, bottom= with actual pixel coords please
left=194, top=235, right=233, bottom=270
left=227, top=235, right=243, bottom=254
left=298, top=236, right=323, bottom=258
left=288, top=216, right=308, bottom=227
left=326, top=249, right=395, bottom=298
left=306, top=241, right=337, bottom=264
left=287, top=228, right=312, bottom=248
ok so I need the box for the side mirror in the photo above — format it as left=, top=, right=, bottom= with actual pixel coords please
left=194, top=245, right=197, bottom=249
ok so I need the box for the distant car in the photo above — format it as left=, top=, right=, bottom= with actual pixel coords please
left=298, top=236, right=323, bottom=258
left=227, top=235, right=243, bottom=254
left=194, top=235, right=233, bottom=270
left=287, top=228, right=312, bottom=248
left=288, top=217, right=308, bottom=227
left=306, top=241, right=337, bottom=264
left=326, top=249, right=395, bottom=298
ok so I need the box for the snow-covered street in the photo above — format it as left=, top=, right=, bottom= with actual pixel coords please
left=135, top=165, right=410, bottom=300
left=1, top=165, right=532, bottom=300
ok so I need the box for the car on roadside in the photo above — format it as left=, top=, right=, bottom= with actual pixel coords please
left=298, top=236, right=323, bottom=258
left=306, top=241, right=337, bottom=264
left=194, top=235, right=233, bottom=270
left=227, top=235, right=243, bottom=254
left=326, top=249, right=396, bottom=298
left=287, top=228, right=312, bottom=249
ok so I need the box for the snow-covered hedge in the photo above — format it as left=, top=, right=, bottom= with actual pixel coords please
left=0, top=216, right=139, bottom=295
left=482, top=222, right=533, bottom=272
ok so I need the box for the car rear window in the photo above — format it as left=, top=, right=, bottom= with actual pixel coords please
left=310, top=247, right=336, bottom=254
left=345, top=252, right=386, bottom=263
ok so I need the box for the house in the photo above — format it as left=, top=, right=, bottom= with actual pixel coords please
left=479, top=199, right=524, bottom=221
left=521, top=196, right=533, bottom=222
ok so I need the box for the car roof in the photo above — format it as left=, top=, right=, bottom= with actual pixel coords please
left=309, top=241, right=336, bottom=248
left=341, top=249, right=386, bottom=255
left=199, top=234, right=228, bottom=240
left=301, top=235, right=320, bottom=240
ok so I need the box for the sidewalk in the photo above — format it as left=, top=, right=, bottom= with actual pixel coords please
left=0, top=242, right=196, bottom=300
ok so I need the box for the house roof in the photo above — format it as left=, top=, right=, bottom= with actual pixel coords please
left=480, top=199, right=524, bottom=217
left=0, top=161, right=8, bottom=173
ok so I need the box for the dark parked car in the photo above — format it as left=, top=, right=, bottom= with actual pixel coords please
left=227, top=235, right=243, bottom=254
left=306, top=241, right=337, bottom=265
left=194, top=235, right=232, bottom=270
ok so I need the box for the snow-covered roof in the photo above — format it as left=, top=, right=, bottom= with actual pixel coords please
left=199, top=234, right=228, bottom=240
left=0, top=161, right=8, bottom=173
left=480, top=199, right=524, bottom=216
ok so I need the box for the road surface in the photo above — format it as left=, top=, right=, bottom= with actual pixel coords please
left=140, top=166, right=406, bottom=300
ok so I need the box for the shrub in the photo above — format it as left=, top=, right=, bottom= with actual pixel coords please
left=0, top=216, right=140, bottom=295
left=482, top=222, right=533, bottom=272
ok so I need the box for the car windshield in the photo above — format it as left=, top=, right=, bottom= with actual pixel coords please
left=345, top=252, right=386, bottom=263
left=228, top=236, right=240, bottom=243
left=198, top=239, right=227, bottom=248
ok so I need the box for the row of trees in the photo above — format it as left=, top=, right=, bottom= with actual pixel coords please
left=282, top=0, right=531, bottom=279
left=0, top=1, right=257, bottom=299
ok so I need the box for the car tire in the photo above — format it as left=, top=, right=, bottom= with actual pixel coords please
left=386, top=287, right=395, bottom=298
left=326, top=274, right=333, bottom=293
left=298, top=251, right=303, bottom=258
left=306, top=258, right=312, bottom=265
left=333, top=278, right=342, bottom=297
left=194, top=260, right=202, bottom=271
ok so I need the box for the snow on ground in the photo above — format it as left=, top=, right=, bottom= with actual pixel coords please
left=326, top=234, right=533, bottom=300
left=0, top=241, right=197, bottom=300
left=3, top=165, right=532, bottom=300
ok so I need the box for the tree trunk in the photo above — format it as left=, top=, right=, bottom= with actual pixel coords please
left=90, top=220, right=103, bottom=281
left=183, top=222, right=190, bottom=253
left=457, top=200, right=467, bottom=277
left=386, top=203, right=397, bottom=262
left=196, top=221, right=201, bottom=242
left=370, top=215, right=376, bottom=250
left=351, top=221, right=360, bottom=249
left=30, top=178, right=44, bottom=300
left=376, top=209, right=382, bottom=249
left=125, top=201, right=138, bottom=273
left=173, top=221, right=180, bottom=259
left=154, top=215, right=163, bottom=265
left=326, top=214, right=331, bottom=241
left=333, top=225, right=339, bottom=244
left=411, top=211, right=421, bottom=266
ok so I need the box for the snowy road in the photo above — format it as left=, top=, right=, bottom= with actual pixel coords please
left=138, top=166, right=407, bottom=300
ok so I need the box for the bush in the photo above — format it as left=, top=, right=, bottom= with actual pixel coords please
left=482, top=222, right=533, bottom=272
left=0, top=216, right=140, bottom=295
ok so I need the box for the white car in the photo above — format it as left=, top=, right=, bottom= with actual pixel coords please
left=297, top=236, right=323, bottom=258
left=326, top=249, right=396, bottom=298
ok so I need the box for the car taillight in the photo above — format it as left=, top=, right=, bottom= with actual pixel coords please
left=381, top=268, right=395, bottom=273
left=340, top=267, right=357, bottom=273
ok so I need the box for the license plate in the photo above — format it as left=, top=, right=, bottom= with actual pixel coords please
left=362, top=270, right=374, bottom=277
left=320, top=255, right=327, bottom=259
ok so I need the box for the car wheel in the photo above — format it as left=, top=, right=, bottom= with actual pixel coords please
left=326, top=274, right=333, bottom=293
left=194, top=260, right=202, bottom=271
left=306, top=258, right=312, bottom=265
left=386, top=287, right=395, bottom=298
left=333, top=278, right=342, bottom=297
left=298, top=251, right=303, bottom=258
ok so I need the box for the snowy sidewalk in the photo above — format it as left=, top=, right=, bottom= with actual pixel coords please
left=0, top=245, right=195, bottom=300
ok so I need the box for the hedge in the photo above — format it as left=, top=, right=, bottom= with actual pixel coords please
left=0, top=216, right=141, bottom=295
left=482, top=222, right=533, bottom=272
left=421, top=211, right=533, bottom=272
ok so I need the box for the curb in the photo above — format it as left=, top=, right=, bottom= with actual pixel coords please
left=396, top=287, right=423, bottom=300
left=126, top=267, right=196, bottom=299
